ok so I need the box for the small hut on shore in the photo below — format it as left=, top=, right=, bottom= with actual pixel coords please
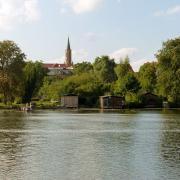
left=100, top=95, right=125, bottom=109
left=61, top=94, right=79, bottom=108
left=141, top=92, right=162, bottom=108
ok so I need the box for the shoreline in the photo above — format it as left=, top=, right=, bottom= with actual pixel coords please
left=0, top=106, right=179, bottom=112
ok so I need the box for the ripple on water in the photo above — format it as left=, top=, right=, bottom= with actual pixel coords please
left=0, top=110, right=180, bottom=180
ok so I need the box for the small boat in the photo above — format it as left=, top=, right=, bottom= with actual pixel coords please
left=21, top=103, right=33, bottom=112
left=21, top=107, right=32, bottom=112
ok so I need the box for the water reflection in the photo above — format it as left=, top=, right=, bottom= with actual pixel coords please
left=0, top=110, right=179, bottom=179
left=160, top=110, right=180, bottom=174
left=0, top=111, right=25, bottom=178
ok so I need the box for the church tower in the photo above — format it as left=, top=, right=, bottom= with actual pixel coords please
left=65, top=37, right=72, bottom=67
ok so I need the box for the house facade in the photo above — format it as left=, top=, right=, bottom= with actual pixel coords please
left=43, top=38, right=73, bottom=77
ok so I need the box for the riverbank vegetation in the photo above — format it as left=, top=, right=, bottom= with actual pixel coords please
left=0, top=37, right=180, bottom=108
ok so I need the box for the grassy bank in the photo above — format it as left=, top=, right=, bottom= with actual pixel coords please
left=0, top=101, right=60, bottom=110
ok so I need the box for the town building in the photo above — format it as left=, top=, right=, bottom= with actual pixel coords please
left=43, top=38, right=73, bottom=77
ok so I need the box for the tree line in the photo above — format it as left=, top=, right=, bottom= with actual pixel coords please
left=0, top=40, right=47, bottom=104
left=0, top=37, right=180, bottom=108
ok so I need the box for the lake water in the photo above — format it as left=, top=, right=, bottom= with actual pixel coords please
left=0, top=109, right=180, bottom=180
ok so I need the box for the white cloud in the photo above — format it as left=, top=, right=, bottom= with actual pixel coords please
left=110, top=48, right=138, bottom=62
left=0, top=0, right=40, bottom=31
left=63, top=0, right=103, bottom=14
left=131, top=59, right=156, bottom=72
left=154, top=5, right=180, bottom=16
left=167, top=5, right=180, bottom=15
left=109, top=48, right=156, bottom=71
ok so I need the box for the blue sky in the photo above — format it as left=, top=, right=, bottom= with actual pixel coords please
left=0, top=0, right=180, bottom=71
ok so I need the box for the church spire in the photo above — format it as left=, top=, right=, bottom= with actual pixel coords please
left=65, top=37, right=72, bottom=67
left=67, top=37, right=71, bottom=50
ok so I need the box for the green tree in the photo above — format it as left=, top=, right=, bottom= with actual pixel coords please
left=93, top=56, right=117, bottom=83
left=156, top=37, right=180, bottom=104
left=57, top=73, right=104, bottom=97
left=39, top=73, right=106, bottom=106
left=39, top=77, right=63, bottom=100
left=113, top=58, right=140, bottom=96
left=23, top=61, right=47, bottom=103
left=114, top=72, right=140, bottom=96
left=115, top=56, right=133, bottom=79
left=73, top=62, right=93, bottom=75
left=0, top=40, right=25, bottom=103
left=138, top=62, right=157, bottom=93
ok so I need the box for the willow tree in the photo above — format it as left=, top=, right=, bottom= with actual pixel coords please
left=22, top=61, right=47, bottom=103
left=0, top=40, right=25, bottom=103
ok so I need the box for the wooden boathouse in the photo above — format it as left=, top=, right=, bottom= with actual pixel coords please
left=141, top=92, right=162, bottom=108
left=100, top=95, right=125, bottom=109
left=61, top=94, right=79, bottom=108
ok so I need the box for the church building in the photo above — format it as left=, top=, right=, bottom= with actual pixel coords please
left=43, top=38, right=73, bottom=77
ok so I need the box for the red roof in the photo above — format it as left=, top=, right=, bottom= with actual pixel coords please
left=43, top=63, right=68, bottom=69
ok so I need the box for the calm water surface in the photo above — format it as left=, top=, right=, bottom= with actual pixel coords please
left=0, top=109, right=180, bottom=180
